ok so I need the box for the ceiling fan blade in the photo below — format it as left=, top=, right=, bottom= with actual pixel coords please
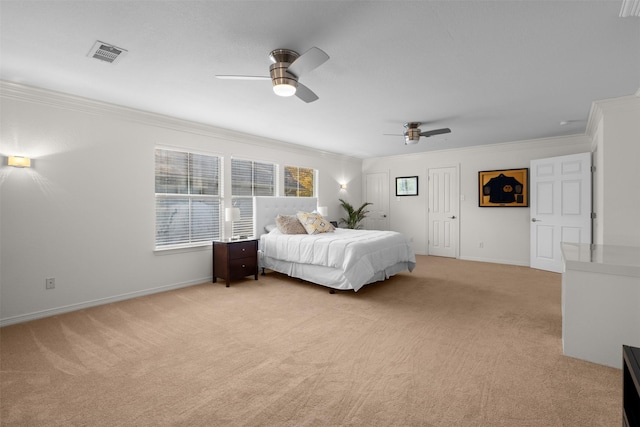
left=295, top=82, right=319, bottom=103
left=215, top=75, right=270, bottom=80
left=420, top=128, right=451, bottom=137
left=288, top=47, right=329, bottom=78
left=383, top=133, right=403, bottom=136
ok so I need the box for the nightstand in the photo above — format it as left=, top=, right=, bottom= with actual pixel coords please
left=212, top=239, right=258, bottom=287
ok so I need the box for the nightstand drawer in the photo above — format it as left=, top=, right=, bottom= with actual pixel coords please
left=230, top=257, right=257, bottom=278
left=229, top=241, right=256, bottom=259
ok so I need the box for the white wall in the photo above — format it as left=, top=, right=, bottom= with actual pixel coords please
left=0, top=83, right=363, bottom=325
left=588, top=94, right=640, bottom=247
left=3, top=82, right=637, bottom=326
left=363, top=136, right=592, bottom=265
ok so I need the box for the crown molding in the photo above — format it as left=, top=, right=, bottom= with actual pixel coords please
left=0, top=80, right=360, bottom=163
left=367, top=133, right=589, bottom=163
left=586, top=90, right=640, bottom=140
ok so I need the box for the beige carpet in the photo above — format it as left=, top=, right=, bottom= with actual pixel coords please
left=1, top=256, right=621, bottom=426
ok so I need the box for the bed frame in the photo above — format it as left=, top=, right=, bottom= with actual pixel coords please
left=252, top=196, right=414, bottom=293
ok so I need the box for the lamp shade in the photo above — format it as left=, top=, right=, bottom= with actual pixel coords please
left=317, top=206, right=328, bottom=217
left=225, top=207, right=241, bottom=222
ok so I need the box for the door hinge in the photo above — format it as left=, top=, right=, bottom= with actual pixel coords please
left=591, top=166, right=596, bottom=173
left=591, top=212, right=596, bottom=219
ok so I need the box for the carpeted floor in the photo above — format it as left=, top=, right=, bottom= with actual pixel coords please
left=0, top=256, right=621, bottom=426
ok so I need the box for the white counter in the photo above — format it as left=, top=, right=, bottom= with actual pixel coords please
left=561, top=243, right=640, bottom=277
left=561, top=243, right=640, bottom=369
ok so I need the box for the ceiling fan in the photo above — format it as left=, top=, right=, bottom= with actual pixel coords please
left=215, top=47, right=329, bottom=103
left=386, top=122, right=452, bottom=145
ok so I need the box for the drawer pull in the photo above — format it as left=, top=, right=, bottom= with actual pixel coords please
left=242, top=264, right=245, bottom=268
left=242, top=248, right=245, bottom=251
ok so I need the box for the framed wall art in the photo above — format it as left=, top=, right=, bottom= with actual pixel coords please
left=396, top=176, right=419, bottom=196
left=478, top=168, right=528, bottom=207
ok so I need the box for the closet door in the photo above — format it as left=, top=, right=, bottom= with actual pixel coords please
left=364, top=172, right=390, bottom=231
left=428, top=166, right=459, bottom=258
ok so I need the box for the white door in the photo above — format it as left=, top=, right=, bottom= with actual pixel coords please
left=530, top=152, right=591, bottom=272
left=428, top=166, right=459, bottom=258
left=364, top=172, right=390, bottom=230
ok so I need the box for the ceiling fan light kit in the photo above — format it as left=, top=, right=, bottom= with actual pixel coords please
left=269, top=50, right=299, bottom=97
left=272, top=80, right=297, bottom=97
left=404, top=136, right=420, bottom=145
left=404, top=123, right=421, bottom=145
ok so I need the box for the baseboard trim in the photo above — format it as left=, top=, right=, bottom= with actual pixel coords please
left=0, top=277, right=212, bottom=327
left=459, top=256, right=529, bottom=267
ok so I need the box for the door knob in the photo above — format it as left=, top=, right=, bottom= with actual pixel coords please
left=531, top=218, right=541, bottom=222
left=448, top=215, right=456, bottom=219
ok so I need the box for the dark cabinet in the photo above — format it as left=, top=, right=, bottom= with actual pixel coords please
left=623, top=345, right=640, bottom=427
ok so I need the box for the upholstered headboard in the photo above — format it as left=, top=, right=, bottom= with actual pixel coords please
left=253, top=196, right=318, bottom=237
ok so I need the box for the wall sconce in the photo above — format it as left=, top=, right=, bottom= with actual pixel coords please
left=340, top=183, right=347, bottom=190
left=317, top=206, right=328, bottom=217
left=8, top=156, right=31, bottom=168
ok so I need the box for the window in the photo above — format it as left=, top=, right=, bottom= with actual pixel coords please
left=231, top=158, right=276, bottom=237
left=284, top=166, right=315, bottom=197
left=155, top=148, right=221, bottom=248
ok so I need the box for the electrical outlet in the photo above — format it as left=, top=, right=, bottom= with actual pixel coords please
left=479, top=242, right=484, bottom=248
left=45, top=278, right=55, bottom=289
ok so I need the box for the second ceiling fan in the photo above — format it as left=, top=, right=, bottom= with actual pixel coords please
left=215, top=47, right=329, bottom=103
left=386, top=122, right=452, bottom=145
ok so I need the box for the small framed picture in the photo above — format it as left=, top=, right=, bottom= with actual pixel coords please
left=396, top=176, right=418, bottom=196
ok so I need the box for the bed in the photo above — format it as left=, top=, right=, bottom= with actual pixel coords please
left=253, top=196, right=416, bottom=292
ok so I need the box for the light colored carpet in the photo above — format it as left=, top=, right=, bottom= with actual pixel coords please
left=0, top=256, right=621, bottom=426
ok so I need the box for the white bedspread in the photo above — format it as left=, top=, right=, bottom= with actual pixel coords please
left=260, top=228, right=416, bottom=290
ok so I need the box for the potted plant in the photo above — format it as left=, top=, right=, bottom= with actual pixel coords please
left=339, top=198, right=372, bottom=229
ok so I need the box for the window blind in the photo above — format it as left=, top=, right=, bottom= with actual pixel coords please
left=231, top=158, right=276, bottom=237
left=155, top=149, right=221, bottom=247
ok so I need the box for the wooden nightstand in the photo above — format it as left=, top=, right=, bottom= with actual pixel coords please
left=212, top=239, right=258, bottom=287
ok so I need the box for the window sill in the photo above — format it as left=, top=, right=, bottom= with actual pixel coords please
left=154, top=243, right=211, bottom=255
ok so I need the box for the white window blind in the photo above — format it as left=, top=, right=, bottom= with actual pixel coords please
left=231, top=158, right=276, bottom=237
left=284, top=165, right=315, bottom=197
left=155, top=149, right=221, bottom=248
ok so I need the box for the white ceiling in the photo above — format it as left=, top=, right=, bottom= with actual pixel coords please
left=1, top=1, right=639, bottom=158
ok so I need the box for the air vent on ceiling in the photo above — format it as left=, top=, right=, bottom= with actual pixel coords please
left=620, top=0, right=640, bottom=17
left=87, top=40, right=127, bottom=64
